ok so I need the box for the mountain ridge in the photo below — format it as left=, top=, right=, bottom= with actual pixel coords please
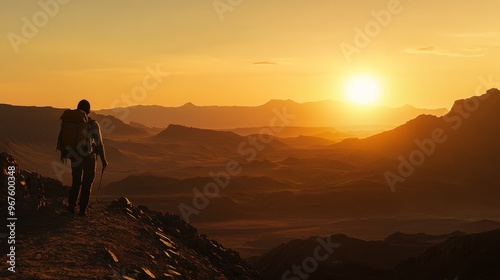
left=96, top=99, right=448, bottom=129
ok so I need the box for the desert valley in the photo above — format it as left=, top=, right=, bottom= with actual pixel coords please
left=2, top=90, right=500, bottom=279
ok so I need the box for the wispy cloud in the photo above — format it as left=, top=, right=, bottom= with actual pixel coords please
left=252, top=58, right=297, bottom=65
left=253, top=60, right=278, bottom=65
left=403, top=46, right=486, bottom=58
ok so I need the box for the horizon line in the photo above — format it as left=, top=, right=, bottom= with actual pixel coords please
left=0, top=98, right=452, bottom=111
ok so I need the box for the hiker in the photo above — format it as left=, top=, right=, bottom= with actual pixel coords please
left=57, top=99, right=108, bottom=216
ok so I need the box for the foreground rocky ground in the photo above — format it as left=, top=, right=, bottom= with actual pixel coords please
left=0, top=153, right=260, bottom=280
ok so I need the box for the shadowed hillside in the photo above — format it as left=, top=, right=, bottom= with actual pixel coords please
left=252, top=230, right=500, bottom=280
left=150, top=124, right=289, bottom=157
left=392, top=229, right=500, bottom=279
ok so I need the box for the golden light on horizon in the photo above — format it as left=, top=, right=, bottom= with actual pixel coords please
left=344, top=75, right=381, bottom=106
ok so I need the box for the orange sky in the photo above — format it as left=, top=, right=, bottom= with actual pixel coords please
left=1, top=0, right=500, bottom=109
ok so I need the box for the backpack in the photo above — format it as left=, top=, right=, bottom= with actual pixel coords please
left=57, top=109, right=91, bottom=160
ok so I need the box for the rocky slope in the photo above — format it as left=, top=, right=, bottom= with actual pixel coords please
left=0, top=153, right=260, bottom=280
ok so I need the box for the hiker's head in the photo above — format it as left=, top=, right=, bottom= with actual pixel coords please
left=77, top=99, right=91, bottom=115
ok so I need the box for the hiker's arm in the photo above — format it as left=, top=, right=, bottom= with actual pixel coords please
left=57, top=121, right=63, bottom=154
left=91, top=121, right=108, bottom=167
left=96, top=142, right=108, bottom=168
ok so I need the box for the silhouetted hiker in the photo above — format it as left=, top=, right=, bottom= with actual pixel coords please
left=57, top=99, right=108, bottom=217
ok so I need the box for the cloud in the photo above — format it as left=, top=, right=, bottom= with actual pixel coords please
left=252, top=58, right=296, bottom=65
left=253, top=60, right=278, bottom=65
left=402, top=46, right=486, bottom=58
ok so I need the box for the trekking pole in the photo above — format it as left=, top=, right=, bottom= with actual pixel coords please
left=95, top=167, right=105, bottom=203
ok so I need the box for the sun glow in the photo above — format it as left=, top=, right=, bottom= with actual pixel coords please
left=344, top=75, right=381, bottom=106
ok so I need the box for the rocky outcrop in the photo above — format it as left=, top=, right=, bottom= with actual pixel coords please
left=0, top=152, right=66, bottom=216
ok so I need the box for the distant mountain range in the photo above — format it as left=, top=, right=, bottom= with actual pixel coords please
left=96, top=100, right=448, bottom=129
left=252, top=229, right=500, bottom=280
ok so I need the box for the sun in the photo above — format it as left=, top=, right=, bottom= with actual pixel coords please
left=344, top=75, right=381, bottom=105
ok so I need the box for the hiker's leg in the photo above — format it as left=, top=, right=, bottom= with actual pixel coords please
left=68, top=159, right=83, bottom=210
left=79, top=153, right=96, bottom=214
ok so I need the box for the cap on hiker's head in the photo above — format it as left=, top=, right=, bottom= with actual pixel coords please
left=77, top=99, right=91, bottom=114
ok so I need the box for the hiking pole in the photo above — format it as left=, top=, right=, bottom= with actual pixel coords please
left=95, top=167, right=105, bottom=203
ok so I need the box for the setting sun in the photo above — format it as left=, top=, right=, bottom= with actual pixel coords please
left=344, top=75, right=381, bottom=105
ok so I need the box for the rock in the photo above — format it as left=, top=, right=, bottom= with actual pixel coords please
left=140, top=267, right=157, bottom=279
left=0, top=153, right=64, bottom=215
left=195, top=238, right=208, bottom=255
left=162, top=274, right=174, bottom=280
left=166, top=268, right=182, bottom=277
left=0, top=152, right=19, bottom=177
left=126, top=212, right=138, bottom=220
left=105, top=249, right=119, bottom=263
left=159, top=239, right=177, bottom=250
left=137, top=205, right=150, bottom=213
left=109, top=196, right=133, bottom=210
left=118, top=197, right=133, bottom=208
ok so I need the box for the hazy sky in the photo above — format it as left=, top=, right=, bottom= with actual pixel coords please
left=1, top=0, right=500, bottom=109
